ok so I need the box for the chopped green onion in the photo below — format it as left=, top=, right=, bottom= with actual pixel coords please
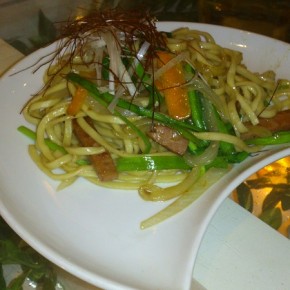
left=188, top=90, right=206, bottom=131
left=246, top=131, right=290, bottom=145
left=212, top=105, right=236, bottom=155
left=226, top=151, right=249, bottom=163
left=17, top=126, right=67, bottom=154
left=134, top=61, right=163, bottom=109
left=116, top=155, right=191, bottom=171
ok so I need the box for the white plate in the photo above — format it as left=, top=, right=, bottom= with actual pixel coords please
left=0, top=22, right=290, bottom=290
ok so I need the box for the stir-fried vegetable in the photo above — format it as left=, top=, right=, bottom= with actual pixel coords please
left=66, top=72, right=201, bottom=133
left=188, top=90, right=206, bottom=131
left=65, top=73, right=290, bottom=170
left=155, top=50, right=191, bottom=120
left=17, top=126, right=67, bottom=154
left=67, top=86, right=88, bottom=116
left=116, top=155, right=191, bottom=171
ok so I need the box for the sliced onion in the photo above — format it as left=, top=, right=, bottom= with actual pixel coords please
left=153, top=51, right=189, bottom=81
left=137, top=41, right=150, bottom=60
left=190, top=77, right=226, bottom=119
left=128, top=41, right=150, bottom=78
left=184, top=141, right=219, bottom=167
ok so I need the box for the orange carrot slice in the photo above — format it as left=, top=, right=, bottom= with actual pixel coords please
left=67, top=86, right=88, bottom=116
left=155, top=51, right=190, bottom=120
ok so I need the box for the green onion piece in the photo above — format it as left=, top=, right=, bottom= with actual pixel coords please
left=116, top=155, right=191, bottom=171
left=183, top=62, right=195, bottom=75
left=188, top=90, right=206, bottom=131
left=205, top=156, right=229, bottom=169
left=246, top=131, right=290, bottom=145
left=226, top=151, right=249, bottom=163
left=212, top=106, right=235, bottom=155
left=134, top=61, right=163, bottom=109
left=135, top=61, right=150, bottom=87
left=17, top=126, right=67, bottom=154
left=75, top=159, right=90, bottom=165
left=188, top=141, right=198, bottom=152
left=18, top=125, right=36, bottom=140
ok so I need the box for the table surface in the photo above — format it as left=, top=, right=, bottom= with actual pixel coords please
left=1, top=2, right=290, bottom=290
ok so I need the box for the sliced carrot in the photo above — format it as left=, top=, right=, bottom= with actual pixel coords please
left=155, top=51, right=190, bottom=120
left=67, top=86, right=88, bottom=116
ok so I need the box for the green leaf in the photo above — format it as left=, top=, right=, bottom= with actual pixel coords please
left=245, top=177, right=271, bottom=189
left=7, top=270, right=28, bottom=290
left=286, top=167, right=290, bottom=184
left=41, top=274, right=58, bottom=290
left=0, top=237, right=59, bottom=289
left=236, top=182, right=253, bottom=212
left=262, top=188, right=284, bottom=211
left=0, top=240, right=35, bottom=267
left=259, top=207, right=282, bottom=230
left=0, top=266, right=6, bottom=290
left=281, top=192, right=290, bottom=211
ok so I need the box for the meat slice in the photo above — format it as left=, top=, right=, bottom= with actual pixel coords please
left=242, top=109, right=290, bottom=139
left=255, top=109, right=290, bottom=132
left=147, top=125, right=189, bottom=155
left=72, top=117, right=118, bottom=181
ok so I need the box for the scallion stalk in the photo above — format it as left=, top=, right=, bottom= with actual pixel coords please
left=246, top=131, right=290, bottom=145
left=17, top=126, right=67, bottom=154
left=188, top=90, right=206, bottom=131
left=116, top=155, right=191, bottom=171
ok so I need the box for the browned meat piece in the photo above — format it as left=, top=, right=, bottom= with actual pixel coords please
left=242, top=109, right=290, bottom=139
left=256, top=109, right=290, bottom=132
left=147, top=125, right=189, bottom=155
left=72, top=117, right=118, bottom=181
